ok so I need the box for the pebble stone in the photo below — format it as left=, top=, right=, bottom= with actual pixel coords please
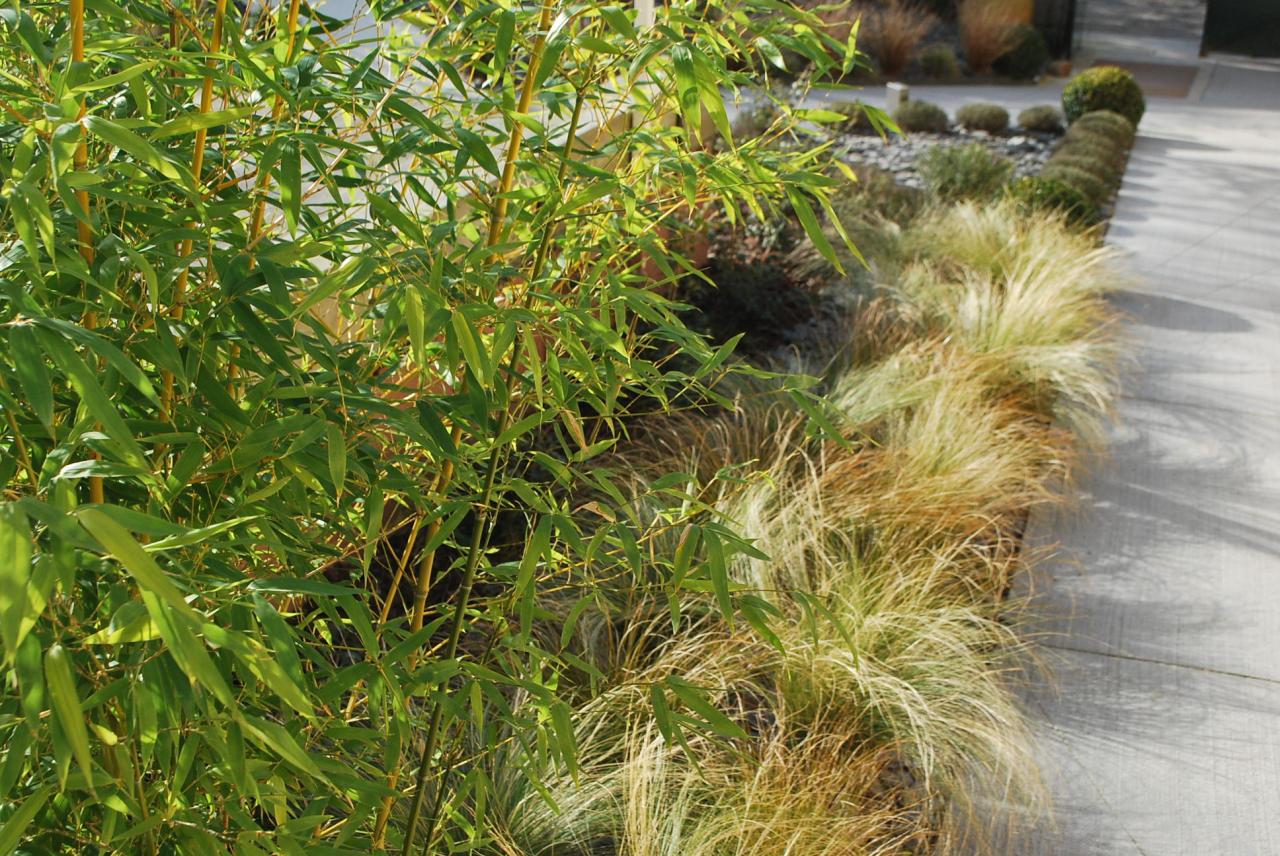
left=835, top=126, right=1058, bottom=189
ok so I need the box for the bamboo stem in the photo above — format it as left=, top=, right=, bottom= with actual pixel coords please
left=378, top=5, right=561, bottom=850
left=161, top=0, right=228, bottom=420
left=70, top=0, right=104, bottom=505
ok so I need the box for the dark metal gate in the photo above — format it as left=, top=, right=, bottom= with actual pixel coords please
left=1034, top=0, right=1077, bottom=58
left=1202, top=0, right=1280, bottom=56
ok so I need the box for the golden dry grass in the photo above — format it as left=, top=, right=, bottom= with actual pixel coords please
left=475, top=197, right=1123, bottom=854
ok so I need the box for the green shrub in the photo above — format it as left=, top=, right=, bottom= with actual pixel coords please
left=956, top=102, right=1010, bottom=133
left=1017, top=104, right=1064, bottom=133
left=1008, top=176, right=1099, bottom=226
left=1068, top=109, right=1138, bottom=147
left=994, top=24, right=1049, bottom=79
left=1042, top=163, right=1111, bottom=203
left=1047, top=152, right=1119, bottom=186
left=894, top=99, right=950, bottom=133
left=921, top=43, right=961, bottom=79
left=1062, top=66, right=1146, bottom=126
left=919, top=143, right=1015, bottom=200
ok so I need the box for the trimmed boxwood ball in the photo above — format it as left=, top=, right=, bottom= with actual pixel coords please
left=1017, top=105, right=1063, bottom=133
left=921, top=44, right=960, bottom=79
left=1068, top=109, right=1137, bottom=148
left=1008, top=176, right=1098, bottom=227
left=994, top=24, right=1049, bottom=79
left=1042, top=163, right=1110, bottom=203
left=1062, top=66, right=1145, bottom=126
left=893, top=100, right=950, bottom=133
left=955, top=102, right=1010, bottom=133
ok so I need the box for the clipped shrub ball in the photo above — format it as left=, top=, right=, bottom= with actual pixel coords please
left=1062, top=65, right=1145, bottom=126
left=918, top=142, right=1014, bottom=200
left=1008, top=176, right=1098, bottom=227
left=920, top=44, right=960, bottom=79
left=1017, top=104, right=1064, bottom=133
left=893, top=99, right=950, bottom=133
left=1068, top=109, right=1137, bottom=148
left=994, top=24, right=1049, bottom=79
left=955, top=102, right=1010, bottom=133
left=1042, top=163, right=1110, bottom=203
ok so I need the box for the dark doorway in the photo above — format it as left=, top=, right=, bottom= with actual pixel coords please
left=1203, top=0, right=1280, bottom=56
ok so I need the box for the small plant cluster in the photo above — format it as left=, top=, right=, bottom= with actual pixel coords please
left=919, top=143, right=1015, bottom=199
left=1041, top=109, right=1139, bottom=206
left=1062, top=65, right=1147, bottom=126
left=1018, top=104, right=1066, bottom=133
left=894, top=99, right=952, bottom=132
left=956, top=102, right=1011, bottom=133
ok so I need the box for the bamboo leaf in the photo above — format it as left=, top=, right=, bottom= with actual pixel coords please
left=44, top=644, right=97, bottom=791
left=279, top=139, right=301, bottom=235
left=0, top=785, right=51, bottom=855
left=84, top=116, right=192, bottom=188
left=0, top=503, right=32, bottom=660
left=77, top=509, right=197, bottom=620
left=8, top=326, right=54, bottom=432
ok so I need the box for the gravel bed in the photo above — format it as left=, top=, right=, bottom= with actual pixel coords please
left=835, top=128, right=1059, bottom=189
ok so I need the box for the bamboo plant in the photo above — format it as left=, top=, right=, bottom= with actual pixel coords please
left=0, top=0, right=872, bottom=852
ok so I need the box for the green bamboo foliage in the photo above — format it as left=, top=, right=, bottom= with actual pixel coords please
left=0, top=0, right=868, bottom=852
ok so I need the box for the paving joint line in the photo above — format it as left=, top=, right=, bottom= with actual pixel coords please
left=1041, top=641, right=1280, bottom=686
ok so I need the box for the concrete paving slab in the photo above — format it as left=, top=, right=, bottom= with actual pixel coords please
left=1022, top=647, right=1280, bottom=855
left=1019, top=55, right=1280, bottom=854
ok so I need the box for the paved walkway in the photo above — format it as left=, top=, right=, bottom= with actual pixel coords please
left=1020, top=58, right=1280, bottom=854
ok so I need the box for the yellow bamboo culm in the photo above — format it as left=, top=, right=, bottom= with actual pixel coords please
left=161, top=0, right=229, bottom=419
left=247, top=0, right=304, bottom=249
left=70, top=0, right=106, bottom=505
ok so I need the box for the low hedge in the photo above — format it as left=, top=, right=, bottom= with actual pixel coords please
left=1067, top=109, right=1137, bottom=148
left=1041, top=163, right=1110, bottom=203
left=1007, top=176, right=1099, bottom=227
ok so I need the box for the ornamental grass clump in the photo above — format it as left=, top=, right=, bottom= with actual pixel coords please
left=467, top=194, right=1123, bottom=854
left=957, top=0, right=1020, bottom=74
left=919, top=143, right=1015, bottom=200
left=859, top=0, right=939, bottom=77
